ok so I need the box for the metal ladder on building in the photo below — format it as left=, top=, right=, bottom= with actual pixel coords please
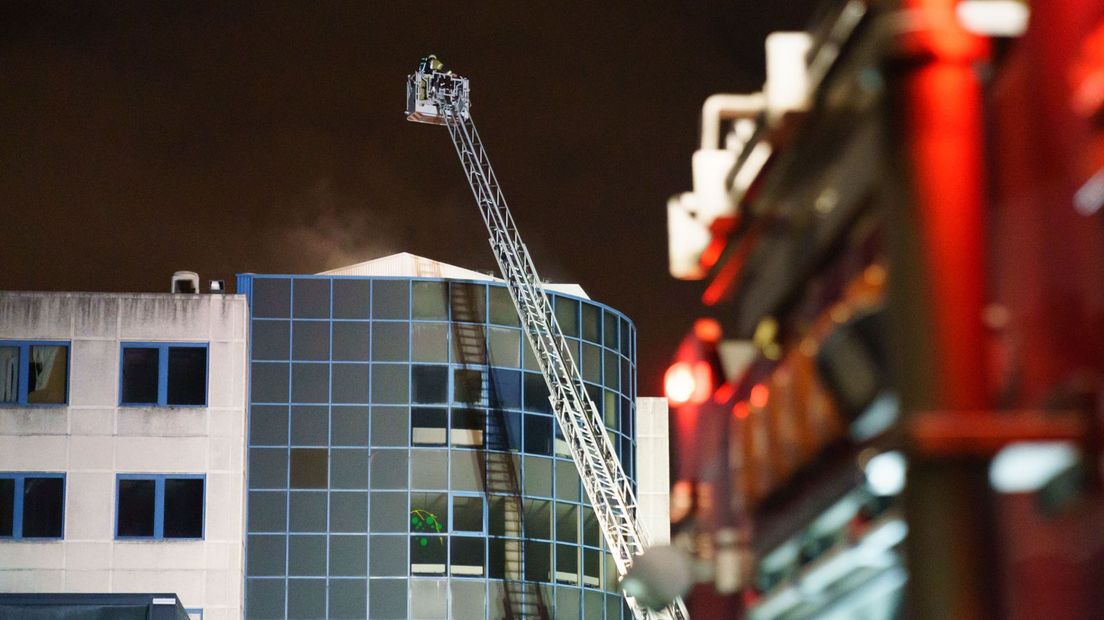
left=450, top=280, right=549, bottom=619
left=406, top=59, right=689, bottom=620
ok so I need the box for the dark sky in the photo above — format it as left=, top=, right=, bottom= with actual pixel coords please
left=0, top=1, right=816, bottom=393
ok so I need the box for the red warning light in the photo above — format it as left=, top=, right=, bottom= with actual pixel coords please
left=750, top=383, right=770, bottom=409
left=665, top=362, right=696, bottom=405
left=732, top=402, right=750, bottom=419
left=665, top=361, right=714, bottom=406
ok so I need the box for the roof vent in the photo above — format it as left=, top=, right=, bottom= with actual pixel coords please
left=171, top=271, right=200, bottom=294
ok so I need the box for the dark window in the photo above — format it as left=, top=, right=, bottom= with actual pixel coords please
left=289, top=491, right=327, bottom=532
left=163, top=478, right=204, bottom=538
left=557, top=461, right=581, bottom=503
left=583, top=508, right=600, bottom=547
left=290, top=448, right=328, bottom=489
left=451, top=536, right=485, bottom=576
left=453, top=496, right=483, bottom=532
left=451, top=408, right=485, bottom=447
left=371, top=364, right=408, bottom=404
left=488, top=286, right=520, bottom=326
left=331, top=406, right=369, bottom=446
left=372, top=280, right=409, bottom=320
left=329, top=579, right=367, bottom=620
left=453, top=368, right=484, bottom=405
left=370, top=406, right=409, bottom=447
left=122, top=347, right=159, bottom=404
left=581, top=304, right=601, bottom=343
left=291, top=321, right=330, bottom=360
left=332, top=321, right=371, bottom=361
left=288, top=535, right=327, bottom=576
left=449, top=282, right=486, bottom=323
left=291, top=406, right=328, bottom=446
left=369, top=579, right=407, bottom=619
left=333, top=280, right=371, bottom=319
left=287, top=579, right=326, bottom=619
left=121, top=343, right=207, bottom=406
left=117, top=475, right=203, bottom=539
left=292, top=278, right=330, bottom=318
left=331, top=363, right=370, bottom=404
left=413, top=281, right=449, bottom=320
left=329, top=534, right=367, bottom=576
left=524, top=415, right=553, bottom=456
left=584, top=549, right=602, bottom=587
left=410, top=535, right=447, bottom=574
left=0, top=475, right=64, bottom=539
left=117, top=479, right=155, bottom=537
left=525, top=540, right=552, bottom=582
left=370, top=450, right=408, bottom=489
left=603, top=312, right=618, bottom=349
left=524, top=499, right=552, bottom=540
left=523, top=373, right=552, bottom=414
left=488, top=368, right=522, bottom=409
left=252, top=278, right=291, bottom=318
left=251, top=320, right=290, bottom=360
left=412, top=407, right=447, bottom=445
left=291, top=362, right=328, bottom=403
left=557, top=544, right=579, bottom=583
left=0, top=478, right=13, bottom=536
left=167, top=346, right=206, bottom=405
left=604, top=350, right=620, bottom=391
left=250, top=362, right=289, bottom=403
left=555, top=297, right=579, bottom=338
left=556, top=502, right=579, bottom=543
left=371, top=322, right=409, bottom=361
left=370, top=492, right=407, bottom=532
left=369, top=534, right=407, bottom=576
left=412, top=365, right=448, bottom=404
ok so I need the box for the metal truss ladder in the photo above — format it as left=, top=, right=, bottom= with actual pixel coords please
left=406, top=62, right=689, bottom=620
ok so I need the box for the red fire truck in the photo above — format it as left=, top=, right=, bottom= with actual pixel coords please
left=663, top=1, right=1104, bottom=618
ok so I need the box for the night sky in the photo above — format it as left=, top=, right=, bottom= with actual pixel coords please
left=0, top=1, right=816, bottom=393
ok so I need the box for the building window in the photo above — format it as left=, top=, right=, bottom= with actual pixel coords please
left=120, top=343, right=207, bottom=406
left=0, top=473, right=65, bottom=539
left=0, top=341, right=69, bottom=406
left=116, top=474, right=204, bottom=539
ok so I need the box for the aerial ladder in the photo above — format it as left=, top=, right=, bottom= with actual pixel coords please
left=406, top=56, right=689, bottom=620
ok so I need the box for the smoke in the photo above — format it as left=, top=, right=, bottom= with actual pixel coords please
left=271, top=178, right=399, bottom=272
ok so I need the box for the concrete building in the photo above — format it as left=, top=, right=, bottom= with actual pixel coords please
left=0, top=253, right=669, bottom=620
left=0, top=290, right=249, bottom=620
left=238, top=253, right=666, bottom=620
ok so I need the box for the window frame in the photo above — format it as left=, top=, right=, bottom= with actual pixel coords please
left=0, top=340, right=70, bottom=407
left=119, top=342, right=209, bottom=407
left=0, top=472, right=66, bottom=539
left=115, top=473, right=206, bottom=540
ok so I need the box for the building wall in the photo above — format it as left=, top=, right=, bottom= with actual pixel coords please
left=238, top=274, right=639, bottom=620
left=0, top=292, right=249, bottom=620
left=635, top=397, right=671, bottom=546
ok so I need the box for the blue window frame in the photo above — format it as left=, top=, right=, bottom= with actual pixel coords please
left=115, top=474, right=205, bottom=540
left=0, top=472, right=65, bottom=539
left=120, top=343, right=208, bottom=406
left=0, top=340, right=69, bottom=406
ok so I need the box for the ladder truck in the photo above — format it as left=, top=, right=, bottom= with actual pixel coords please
left=406, top=57, right=690, bottom=620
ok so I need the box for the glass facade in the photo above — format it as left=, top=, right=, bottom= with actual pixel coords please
left=240, top=274, right=636, bottom=620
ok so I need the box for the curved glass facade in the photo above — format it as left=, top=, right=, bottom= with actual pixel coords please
left=240, top=274, right=636, bottom=619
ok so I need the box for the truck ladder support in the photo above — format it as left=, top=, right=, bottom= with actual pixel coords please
left=406, top=61, right=689, bottom=620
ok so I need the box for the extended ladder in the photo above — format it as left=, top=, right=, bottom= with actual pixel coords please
left=406, top=59, right=689, bottom=620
